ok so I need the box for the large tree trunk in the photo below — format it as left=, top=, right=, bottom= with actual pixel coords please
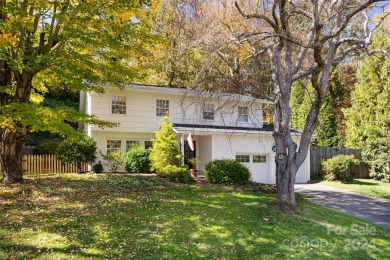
left=273, top=128, right=300, bottom=213
left=0, top=128, right=27, bottom=184
left=0, top=69, right=33, bottom=184
left=275, top=155, right=298, bottom=213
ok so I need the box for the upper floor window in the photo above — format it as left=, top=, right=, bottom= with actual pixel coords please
left=112, top=96, right=126, bottom=114
left=156, top=99, right=169, bottom=116
left=107, top=140, right=121, bottom=154
left=126, top=140, right=140, bottom=151
left=203, top=103, right=214, bottom=120
left=238, top=106, right=249, bottom=122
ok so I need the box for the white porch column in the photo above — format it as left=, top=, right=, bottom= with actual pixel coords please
left=181, top=133, right=185, bottom=166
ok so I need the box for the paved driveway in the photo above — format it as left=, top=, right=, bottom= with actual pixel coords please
left=295, top=184, right=390, bottom=229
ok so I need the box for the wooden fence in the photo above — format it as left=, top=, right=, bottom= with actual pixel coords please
left=310, top=146, right=370, bottom=179
left=0, top=155, right=89, bottom=175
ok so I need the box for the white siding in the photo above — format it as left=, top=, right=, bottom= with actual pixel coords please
left=89, top=88, right=263, bottom=133
left=197, top=135, right=212, bottom=171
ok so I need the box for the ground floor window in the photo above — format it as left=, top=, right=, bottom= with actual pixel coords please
left=236, top=154, right=250, bottom=163
left=107, top=140, right=121, bottom=154
left=144, top=141, right=153, bottom=149
left=126, top=140, right=140, bottom=151
left=236, top=154, right=267, bottom=163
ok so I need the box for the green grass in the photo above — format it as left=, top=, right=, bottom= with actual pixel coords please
left=320, top=179, right=390, bottom=200
left=1, top=174, right=389, bottom=259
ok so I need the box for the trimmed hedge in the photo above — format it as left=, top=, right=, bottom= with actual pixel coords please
left=92, top=162, right=103, bottom=173
left=124, top=145, right=151, bottom=173
left=162, top=165, right=192, bottom=183
left=205, top=159, right=250, bottom=185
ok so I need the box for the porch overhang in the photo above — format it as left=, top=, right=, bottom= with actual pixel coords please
left=172, top=123, right=302, bottom=136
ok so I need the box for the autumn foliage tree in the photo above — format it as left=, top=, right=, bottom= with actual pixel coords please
left=0, top=0, right=156, bottom=183
left=141, top=0, right=273, bottom=98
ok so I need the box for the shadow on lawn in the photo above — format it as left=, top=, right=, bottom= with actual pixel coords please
left=1, top=179, right=276, bottom=258
left=0, top=174, right=385, bottom=259
left=345, top=179, right=379, bottom=186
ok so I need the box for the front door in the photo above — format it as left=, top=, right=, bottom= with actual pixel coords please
left=184, top=141, right=196, bottom=168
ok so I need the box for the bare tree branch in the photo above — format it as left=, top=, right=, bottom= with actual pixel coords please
left=235, top=1, right=278, bottom=31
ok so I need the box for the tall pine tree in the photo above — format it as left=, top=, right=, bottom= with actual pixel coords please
left=290, top=82, right=340, bottom=147
left=345, top=29, right=390, bottom=181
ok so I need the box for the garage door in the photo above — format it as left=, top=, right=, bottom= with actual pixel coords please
left=295, top=162, right=307, bottom=183
left=236, top=154, right=270, bottom=183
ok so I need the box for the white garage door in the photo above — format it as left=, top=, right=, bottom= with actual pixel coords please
left=295, top=162, right=307, bottom=183
left=236, top=154, right=270, bottom=184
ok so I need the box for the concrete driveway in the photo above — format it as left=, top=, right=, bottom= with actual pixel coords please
left=295, top=184, right=390, bottom=229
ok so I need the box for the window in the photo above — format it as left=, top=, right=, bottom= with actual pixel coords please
left=144, top=141, right=153, bottom=149
left=236, top=155, right=250, bottom=163
left=112, top=96, right=126, bottom=114
left=156, top=99, right=169, bottom=116
left=238, top=106, right=249, bottom=122
left=253, top=155, right=267, bottom=163
left=107, top=140, right=121, bottom=154
left=126, top=140, right=139, bottom=151
left=203, top=103, right=214, bottom=120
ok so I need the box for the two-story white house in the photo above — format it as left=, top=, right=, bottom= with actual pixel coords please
left=80, top=84, right=310, bottom=184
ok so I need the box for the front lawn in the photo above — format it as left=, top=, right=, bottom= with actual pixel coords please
left=1, top=174, right=389, bottom=259
left=320, top=179, right=390, bottom=200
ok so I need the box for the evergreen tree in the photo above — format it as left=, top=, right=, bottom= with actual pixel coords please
left=149, top=116, right=182, bottom=174
left=345, top=29, right=390, bottom=181
left=290, top=82, right=340, bottom=147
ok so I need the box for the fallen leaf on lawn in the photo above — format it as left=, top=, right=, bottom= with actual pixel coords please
left=263, top=217, right=270, bottom=222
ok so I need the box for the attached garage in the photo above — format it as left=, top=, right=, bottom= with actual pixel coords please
left=173, top=125, right=311, bottom=185
left=236, top=152, right=309, bottom=184
left=236, top=154, right=271, bottom=183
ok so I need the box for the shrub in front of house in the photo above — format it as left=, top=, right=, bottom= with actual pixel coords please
left=322, top=154, right=359, bottom=182
left=101, top=150, right=124, bottom=173
left=161, top=165, right=192, bottom=183
left=205, top=159, right=250, bottom=185
left=124, top=145, right=151, bottom=173
left=56, top=135, right=97, bottom=173
left=92, top=162, right=104, bottom=173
